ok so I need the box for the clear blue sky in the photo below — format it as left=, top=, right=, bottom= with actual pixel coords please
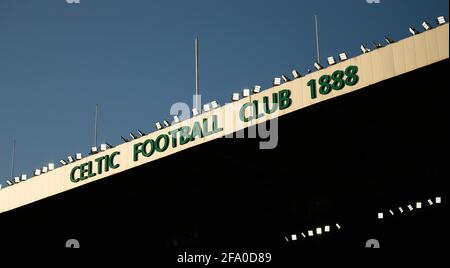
left=0, top=0, right=448, bottom=184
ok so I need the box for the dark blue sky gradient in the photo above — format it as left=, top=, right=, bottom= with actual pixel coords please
left=0, top=0, right=448, bottom=184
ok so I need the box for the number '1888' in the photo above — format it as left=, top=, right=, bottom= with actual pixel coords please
left=307, top=65, right=359, bottom=99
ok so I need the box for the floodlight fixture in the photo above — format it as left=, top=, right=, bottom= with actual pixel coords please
left=137, top=129, right=146, bottom=137
left=163, top=120, right=170, bottom=128
left=100, top=144, right=108, bottom=151
left=210, top=101, right=219, bottom=109
left=67, top=155, right=75, bottom=163
left=291, top=234, right=297, bottom=241
left=360, top=45, right=371, bottom=54
left=14, top=177, right=20, bottom=184
left=253, top=85, right=262, bottom=93
left=192, top=108, right=200, bottom=117
left=372, top=41, right=383, bottom=49
left=422, top=21, right=432, bottom=31
left=34, top=169, right=41, bottom=176
left=21, top=174, right=27, bottom=181
left=121, top=136, right=129, bottom=143
left=338, top=52, right=348, bottom=61
left=378, top=212, right=384, bottom=220
left=91, top=147, right=99, bottom=154
left=42, top=166, right=48, bottom=173
left=203, top=103, right=211, bottom=112
left=314, top=62, right=323, bottom=70
left=232, top=93, right=240, bottom=102
left=437, top=16, right=446, bottom=25
left=308, top=230, right=314, bottom=237
left=316, top=227, right=323, bottom=235
left=436, top=197, right=442, bottom=204
left=281, top=75, right=290, bottom=83
left=242, top=89, right=251, bottom=97
left=273, top=77, right=282, bottom=86
left=409, top=27, right=420, bottom=35
left=324, top=226, right=330, bottom=233
left=129, top=132, right=137, bottom=140
left=48, top=163, right=55, bottom=171
left=292, top=70, right=302, bottom=79
left=327, top=56, right=336, bottom=66
left=6, top=180, right=13, bottom=186
left=384, top=36, right=395, bottom=44
left=173, top=115, right=180, bottom=124
left=155, top=122, right=163, bottom=130
left=76, top=153, right=82, bottom=160
left=60, top=160, right=68, bottom=166
left=416, top=202, right=422, bottom=209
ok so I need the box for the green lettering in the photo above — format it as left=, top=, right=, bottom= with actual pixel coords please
left=70, top=166, right=81, bottom=183
left=279, top=89, right=292, bottom=110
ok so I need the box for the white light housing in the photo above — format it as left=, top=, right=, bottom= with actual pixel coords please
left=6, top=180, right=13, bottom=186
left=129, top=132, right=137, bottom=140
left=292, top=70, right=302, bottom=79
left=173, top=115, right=180, bottom=124
left=76, top=153, right=82, bottom=160
left=301, top=233, right=306, bottom=238
left=163, top=120, right=170, bottom=127
left=14, top=177, right=20, bottom=183
left=389, top=210, right=395, bottom=216
left=48, top=163, right=55, bottom=171
left=0, top=184, right=2, bottom=190
left=232, top=93, right=240, bottom=102
left=291, top=234, right=297, bottom=241
left=307, top=69, right=312, bottom=74
left=155, top=122, right=163, bottom=130
left=436, top=197, right=442, bottom=204
left=34, top=169, right=41, bottom=176
left=316, top=227, right=323, bottom=235
left=60, top=160, right=67, bottom=166
left=428, top=199, right=434, bottom=206
left=100, top=144, right=108, bottom=151
left=67, top=155, right=75, bottom=163
left=21, top=174, right=27, bottom=181
left=327, top=56, right=336, bottom=66
left=242, top=89, right=251, bottom=97
left=273, top=77, right=282, bottom=86
left=210, top=101, right=219, bottom=109
left=253, top=85, right=261, bottom=93
left=360, top=45, right=371, bottom=54
left=336, top=223, right=341, bottom=230
left=338, top=52, right=348, bottom=61
left=314, top=62, right=323, bottom=70
left=416, top=202, right=422, bottom=209
left=422, top=21, right=432, bottom=31
left=307, top=230, right=314, bottom=237
left=399, top=207, right=404, bottom=213
left=121, top=136, right=129, bottom=143
left=384, top=36, right=395, bottom=45
left=91, top=147, right=98, bottom=154
left=372, top=41, right=383, bottom=49
left=192, top=108, right=200, bottom=116
left=437, top=16, right=446, bottom=25
left=203, top=103, right=211, bottom=112
left=378, top=212, right=384, bottom=220
left=409, top=27, right=420, bottom=35
left=138, top=129, right=146, bottom=137
left=42, top=166, right=48, bottom=173
left=324, top=226, right=330, bottom=233
left=281, top=75, right=290, bottom=83
left=408, top=205, right=414, bottom=211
